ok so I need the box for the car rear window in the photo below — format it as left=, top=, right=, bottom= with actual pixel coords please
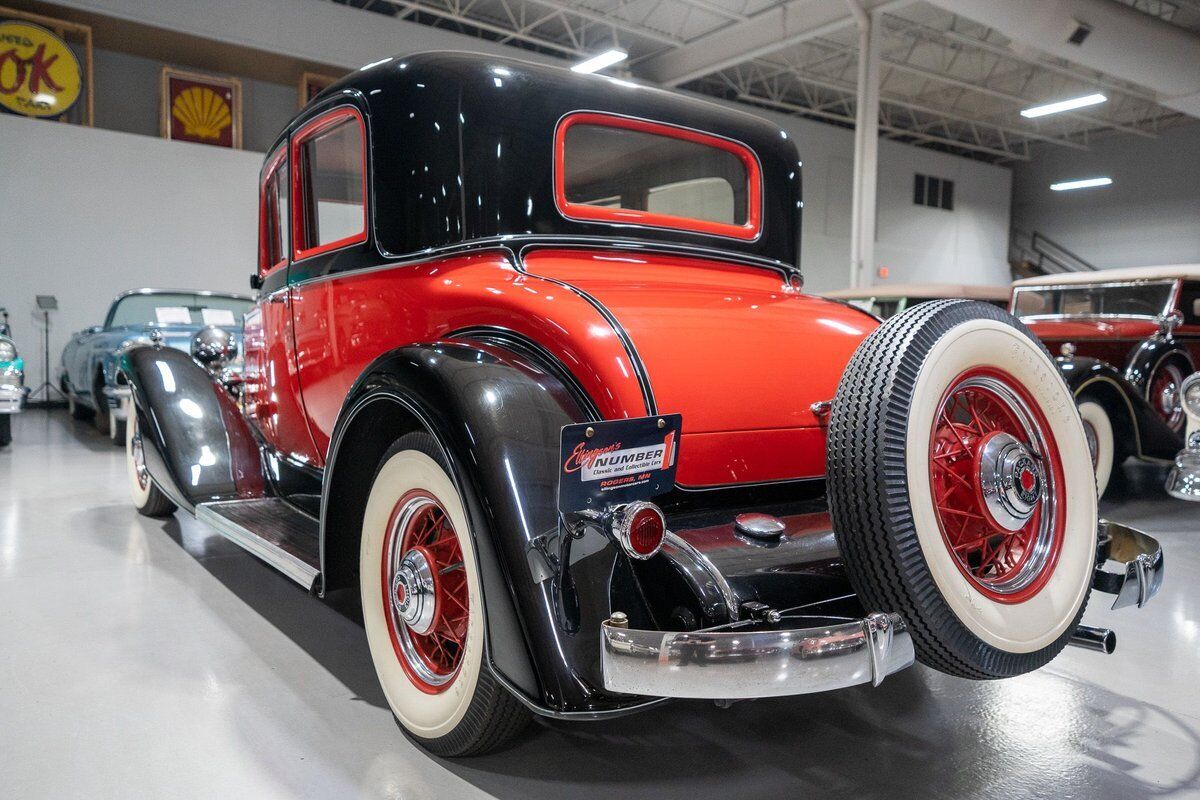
left=555, top=113, right=761, bottom=240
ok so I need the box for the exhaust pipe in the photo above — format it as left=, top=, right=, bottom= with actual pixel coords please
left=1068, top=625, right=1116, bottom=654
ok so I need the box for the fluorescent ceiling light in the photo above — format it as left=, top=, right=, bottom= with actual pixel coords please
left=1050, top=177, right=1113, bottom=191
left=572, top=49, right=628, bottom=74
left=1021, top=92, right=1107, bottom=118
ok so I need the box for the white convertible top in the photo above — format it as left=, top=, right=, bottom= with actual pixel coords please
left=821, top=283, right=1010, bottom=301
left=1012, top=264, right=1200, bottom=288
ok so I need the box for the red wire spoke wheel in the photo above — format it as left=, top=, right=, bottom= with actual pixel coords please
left=1149, top=361, right=1186, bottom=432
left=828, top=300, right=1097, bottom=680
left=382, top=491, right=470, bottom=692
left=360, top=432, right=528, bottom=756
left=928, top=368, right=1065, bottom=604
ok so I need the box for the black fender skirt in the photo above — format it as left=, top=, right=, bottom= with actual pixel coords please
left=119, top=345, right=264, bottom=511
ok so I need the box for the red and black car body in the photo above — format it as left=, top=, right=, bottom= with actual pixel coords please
left=1012, top=268, right=1200, bottom=479
left=119, top=52, right=1163, bottom=754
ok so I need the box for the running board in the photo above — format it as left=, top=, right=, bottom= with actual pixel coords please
left=195, top=499, right=321, bottom=591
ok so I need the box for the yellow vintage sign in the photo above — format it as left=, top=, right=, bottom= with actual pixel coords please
left=0, top=21, right=82, bottom=118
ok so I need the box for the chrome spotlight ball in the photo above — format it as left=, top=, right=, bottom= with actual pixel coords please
left=191, top=325, right=237, bottom=369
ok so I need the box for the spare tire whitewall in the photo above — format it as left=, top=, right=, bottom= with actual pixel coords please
left=827, top=301, right=1098, bottom=679
left=904, top=318, right=1097, bottom=653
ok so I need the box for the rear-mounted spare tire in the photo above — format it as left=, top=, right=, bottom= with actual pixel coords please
left=827, top=300, right=1097, bottom=679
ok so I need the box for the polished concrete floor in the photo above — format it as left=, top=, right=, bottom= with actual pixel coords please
left=1, top=409, right=1198, bottom=799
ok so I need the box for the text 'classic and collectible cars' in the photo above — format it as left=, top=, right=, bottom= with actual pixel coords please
left=119, top=52, right=1164, bottom=756
left=61, top=289, right=252, bottom=444
left=1011, top=266, right=1200, bottom=495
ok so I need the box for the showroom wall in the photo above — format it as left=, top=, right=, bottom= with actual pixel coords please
left=0, top=114, right=260, bottom=391
left=91, top=47, right=299, bottom=153
left=1011, top=122, right=1200, bottom=269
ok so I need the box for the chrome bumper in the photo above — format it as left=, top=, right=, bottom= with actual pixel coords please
left=1093, top=520, right=1164, bottom=610
left=600, top=611, right=913, bottom=700
left=0, top=378, right=24, bottom=414
left=1166, top=442, right=1200, bottom=502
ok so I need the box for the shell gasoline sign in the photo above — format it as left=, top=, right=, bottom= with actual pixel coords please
left=0, top=21, right=82, bottom=118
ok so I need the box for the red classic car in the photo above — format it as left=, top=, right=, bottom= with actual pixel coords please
left=1011, top=266, right=1200, bottom=494
left=119, top=52, right=1162, bottom=756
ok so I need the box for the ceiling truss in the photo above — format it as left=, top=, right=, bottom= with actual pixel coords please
left=332, top=0, right=1194, bottom=162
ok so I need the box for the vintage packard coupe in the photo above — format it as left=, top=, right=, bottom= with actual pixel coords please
left=60, top=289, right=252, bottom=443
left=1011, top=267, right=1199, bottom=495
left=119, top=53, right=1163, bottom=756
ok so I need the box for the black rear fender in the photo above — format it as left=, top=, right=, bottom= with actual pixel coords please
left=1061, top=356, right=1181, bottom=461
left=119, top=345, right=264, bottom=511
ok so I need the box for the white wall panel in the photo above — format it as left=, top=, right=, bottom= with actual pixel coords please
left=1012, top=123, right=1200, bottom=269
left=0, top=114, right=260, bottom=390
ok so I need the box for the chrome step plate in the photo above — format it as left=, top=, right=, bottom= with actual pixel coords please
left=195, top=499, right=321, bottom=591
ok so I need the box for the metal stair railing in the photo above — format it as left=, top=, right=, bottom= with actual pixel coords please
left=1009, top=229, right=1099, bottom=276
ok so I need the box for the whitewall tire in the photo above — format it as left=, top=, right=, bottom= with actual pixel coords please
left=126, top=408, right=176, bottom=518
left=360, top=432, right=527, bottom=756
left=108, top=406, right=126, bottom=446
left=1077, top=400, right=1114, bottom=497
left=828, top=301, right=1098, bottom=678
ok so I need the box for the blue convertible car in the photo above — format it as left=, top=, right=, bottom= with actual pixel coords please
left=60, top=289, right=252, bottom=443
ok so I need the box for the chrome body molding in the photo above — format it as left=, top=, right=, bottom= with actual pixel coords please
left=600, top=611, right=913, bottom=700
left=1093, top=520, right=1164, bottom=610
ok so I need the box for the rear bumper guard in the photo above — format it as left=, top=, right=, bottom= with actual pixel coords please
left=1092, top=519, right=1164, bottom=610
left=600, top=611, right=913, bottom=700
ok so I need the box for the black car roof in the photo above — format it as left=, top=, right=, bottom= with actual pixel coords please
left=272, top=51, right=803, bottom=270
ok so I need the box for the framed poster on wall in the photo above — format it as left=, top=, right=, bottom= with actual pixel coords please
left=0, top=5, right=93, bottom=125
left=160, top=66, right=242, bottom=148
left=298, top=72, right=339, bottom=109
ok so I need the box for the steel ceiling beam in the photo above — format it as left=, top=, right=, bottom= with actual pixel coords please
left=738, top=93, right=1031, bottom=159
left=883, top=14, right=1162, bottom=106
left=741, top=57, right=1091, bottom=149
left=635, top=0, right=914, bottom=87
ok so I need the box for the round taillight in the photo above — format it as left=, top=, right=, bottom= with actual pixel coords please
left=615, top=502, right=665, bottom=559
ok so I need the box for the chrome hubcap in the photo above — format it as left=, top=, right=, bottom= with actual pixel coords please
left=391, top=547, right=437, bottom=635
left=977, top=432, right=1043, bottom=532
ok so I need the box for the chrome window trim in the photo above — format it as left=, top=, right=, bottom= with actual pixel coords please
left=1012, top=279, right=1177, bottom=321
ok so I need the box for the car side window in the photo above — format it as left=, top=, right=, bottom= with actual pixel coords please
left=292, top=106, right=367, bottom=261
left=1180, top=281, right=1200, bottom=325
left=258, top=146, right=288, bottom=276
